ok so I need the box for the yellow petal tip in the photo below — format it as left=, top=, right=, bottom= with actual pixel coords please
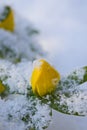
left=0, top=81, right=5, bottom=94
left=0, top=6, right=14, bottom=32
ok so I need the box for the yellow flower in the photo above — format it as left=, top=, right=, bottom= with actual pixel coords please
left=31, top=59, right=60, bottom=96
left=0, top=6, right=14, bottom=32
left=0, top=81, right=5, bottom=94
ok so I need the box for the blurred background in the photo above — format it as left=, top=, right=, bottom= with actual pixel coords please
left=0, top=0, right=87, bottom=130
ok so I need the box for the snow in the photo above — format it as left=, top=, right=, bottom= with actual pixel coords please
left=0, top=60, right=87, bottom=129
left=0, top=94, right=51, bottom=130
left=33, top=59, right=43, bottom=69
left=7, top=1, right=87, bottom=130
left=41, top=66, right=87, bottom=117
left=0, top=60, right=51, bottom=130
left=0, top=55, right=87, bottom=128
left=0, top=5, right=51, bottom=130
left=2, top=58, right=87, bottom=129
left=55, top=68, right=87, bottom=116
left=0, top=3, right=87, bottom=130
left=0, top=7, right=45, bottom=63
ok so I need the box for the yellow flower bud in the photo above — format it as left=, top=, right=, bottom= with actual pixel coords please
left=31, top=59, right=60, bottom=96
left=0, top=6, right=14, bottom=32
left=0, top=81, right=5, bottom=94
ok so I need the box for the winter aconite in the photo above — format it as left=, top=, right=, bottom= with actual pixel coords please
left=31, top=59, right=60, bottom=96
left=0, top=6, right=14, bottom=32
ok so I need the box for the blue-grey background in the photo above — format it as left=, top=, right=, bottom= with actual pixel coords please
left=0, top=0, right=87, bottom=130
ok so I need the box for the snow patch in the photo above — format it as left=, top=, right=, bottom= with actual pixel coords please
left=0, top=60, right=51, bottom=130
left=33, top=59, right=43, bottom=69
left=0, top=6, right=45, bottom=62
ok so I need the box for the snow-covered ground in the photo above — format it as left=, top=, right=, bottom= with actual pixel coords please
left=0, top=0, right=87, bottom=130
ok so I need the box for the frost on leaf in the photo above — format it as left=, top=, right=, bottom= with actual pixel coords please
left=0, top=60, right=51, bottom=130
left=41, top=67, right=87, bottom=116
left=0, top=6, right=44, bottom=63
